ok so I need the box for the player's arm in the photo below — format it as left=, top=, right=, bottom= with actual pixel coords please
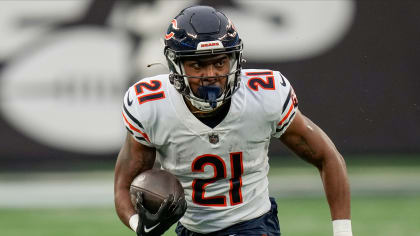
left=114, top=132, right=187, bottom=235
left=114, top=132, right=156, bottom=228
left=280, top=110, right=352, bottom=235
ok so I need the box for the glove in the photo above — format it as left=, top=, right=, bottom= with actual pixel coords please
left=135, top=192, right=187, bottom=236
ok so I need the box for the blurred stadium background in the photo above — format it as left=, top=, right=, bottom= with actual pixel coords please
left=0, top=0, right=419, bottom=235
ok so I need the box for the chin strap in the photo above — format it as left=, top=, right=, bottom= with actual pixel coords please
left=197, top=86, right=221, bottom=109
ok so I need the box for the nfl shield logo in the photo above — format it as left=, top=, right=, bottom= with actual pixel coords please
left=208, top=133, right=219, bottom=144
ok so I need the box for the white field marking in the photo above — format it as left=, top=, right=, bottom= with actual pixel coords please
left=1, top=169, right=419, bottom=208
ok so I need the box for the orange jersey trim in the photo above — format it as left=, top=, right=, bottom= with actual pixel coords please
left=122, top=112, right=150, bottom=142
left=278, top=102, right=294, bottom=126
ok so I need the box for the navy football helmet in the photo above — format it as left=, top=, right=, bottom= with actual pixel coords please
left=164, top=5, right=243, bottom=111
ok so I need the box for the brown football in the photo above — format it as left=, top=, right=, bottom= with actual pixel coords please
left=130, top=169, right=185, bottom=214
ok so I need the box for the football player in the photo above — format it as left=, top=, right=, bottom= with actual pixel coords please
left=114, top=5, right=352, bottom=236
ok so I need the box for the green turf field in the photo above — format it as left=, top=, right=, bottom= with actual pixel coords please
left=1, top=155, right=419, bottom=235
left=1, top=195, right=419, bottom=236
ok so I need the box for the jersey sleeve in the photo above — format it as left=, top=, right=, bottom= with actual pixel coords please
left=272, top=72, right=299, bottom=138
left=121, top=86, right=154, bottom=147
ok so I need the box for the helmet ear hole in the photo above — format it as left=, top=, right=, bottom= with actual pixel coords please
left=169, top=74, right=186, bottom=92
left=174, top=77, right=186, bottom=91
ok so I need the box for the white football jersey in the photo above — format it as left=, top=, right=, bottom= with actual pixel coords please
left=122, top=69, right=298, bottom=233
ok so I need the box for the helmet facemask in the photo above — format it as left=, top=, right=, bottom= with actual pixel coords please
left=167, top=49, right=242, bottom=112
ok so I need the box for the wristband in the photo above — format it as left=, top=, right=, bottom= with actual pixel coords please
left=333, top=219, right=352, bottom=236
left=129, top=214, right=139, bottom=232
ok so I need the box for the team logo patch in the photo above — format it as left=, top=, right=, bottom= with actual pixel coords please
left=165, top=19, right=177, bottom=40
left=208, top=133, right=219, bottom=144
left=127, top=90, right=133, bottom=106
left=197, top=40, right=224, bottom=50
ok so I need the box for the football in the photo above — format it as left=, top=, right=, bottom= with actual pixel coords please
left=130, top=169, right=184, bottom=214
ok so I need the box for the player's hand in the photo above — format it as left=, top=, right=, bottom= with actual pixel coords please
left=135, top=192, right=187, bottom=236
